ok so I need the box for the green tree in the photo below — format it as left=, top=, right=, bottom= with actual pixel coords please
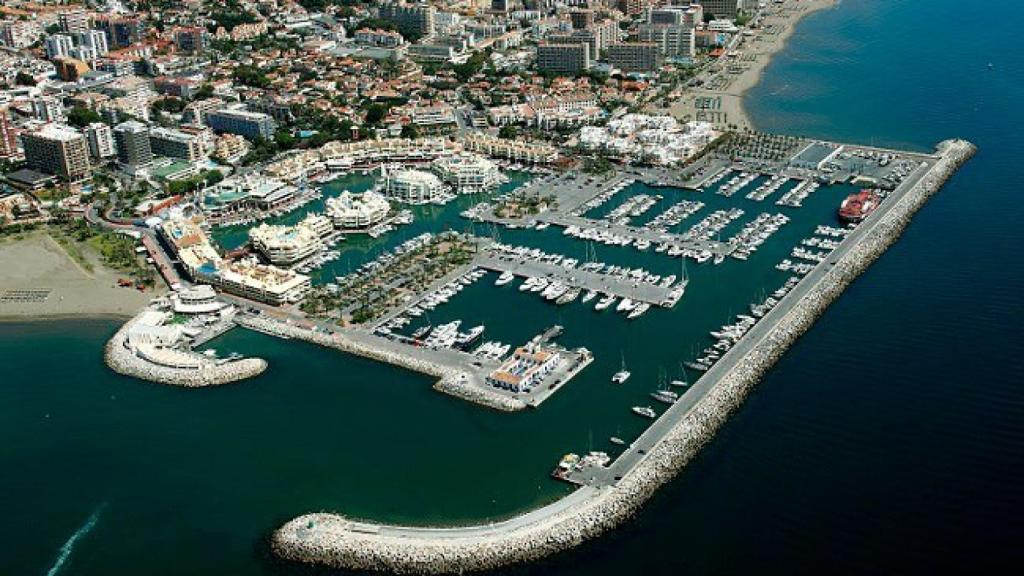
left=15, top=71, right=36, bottom=86
left=67, top=106, right=102, bottom=128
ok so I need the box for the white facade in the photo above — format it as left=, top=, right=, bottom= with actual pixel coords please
left=85, top=122, right=116, bottom=159
left=384, top=167, right=444, bottom=205
left=431, top=153, right=505, bottom=194
left=324, top=190, right=390, bottom=229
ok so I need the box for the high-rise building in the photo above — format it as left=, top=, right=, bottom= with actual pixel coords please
left=174, top=27, right=207, bottom=54
left=695, top=0, right=739, bottom=19
left=0, top=107, right=17, bottom=159
left=113, top=120, right=153, bottom=170
left=95, top=16, right=145, bottom=48
left=570, top=9, right=596, bottom=31
left=639, top=8, right=697, bottom=59
left=45, top=34, right=75, bottom=59
left=491, top=0, right=511, bottom=13
left=536, top=42, right=591, bottom=74
left=183, top=98, right=225, bottom=125
left=206, top=109, right=276, bottom=140
left=149, top=127, right=204, bottom=162
left=76, top=30, right=109, bottom=56
left=85, top=122, right=116, bottom=159
left=58, top=9, right=91, bottom=34
left=379, top=3, right=436, bottom=39
left=22, top=124, right=92, bottom=182
left=605, top=42, right=662, bottom=72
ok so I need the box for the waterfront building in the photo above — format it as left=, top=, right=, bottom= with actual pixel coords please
left=206, top=108, right=276, bottom=140
left=85, top=122, right=116, bottom=160
left=324, top=190, right=390, bottom=229
left=431, top=153, right=505, bottom=193
left=462, top=133, right=559, bottom=164
left=249, top=215, right=328, bottom=266
left=114, top=120, right=153, bottom=171
left=695, top=0, right=741, bottom=19
left=486, top=346, right=561, bottom=393
left=606, top=42, right=662, bottom=73
left=171, top=284, right=228, bottom=315
left=578, top=114, right=718, bottom=164
left=639, top=8, right=697, bottom=60
left=160, top=217, right=310, bottom=305
left=59, top=10, right=91, bottom=34
left=379, top=2, right=436, bottom=39
left=202, top=176, right=298, bottom=216
left=149, top=127, right=204, bottom=163
left=22, top=124, right=92, bottom=182
left=536, top=42, right=590, bottom=74
left=383, top=167, right=445, bottom=204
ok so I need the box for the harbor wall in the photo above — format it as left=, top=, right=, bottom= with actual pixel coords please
left=104, top=315, right=267, bottom=387
left=235, top=316, right=528, bottom=412
left=269, top=139, right=976, bottom=574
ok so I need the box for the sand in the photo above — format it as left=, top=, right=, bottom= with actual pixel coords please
left=0, top=231, right=156, bottom=321
left=659, top=0, right=839, bottom=130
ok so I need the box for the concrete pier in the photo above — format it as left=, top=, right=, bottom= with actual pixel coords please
left=271, top=139, right=976, bottom=574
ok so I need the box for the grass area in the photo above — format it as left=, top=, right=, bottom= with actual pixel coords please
left=47, top=228, right=95, bottom=273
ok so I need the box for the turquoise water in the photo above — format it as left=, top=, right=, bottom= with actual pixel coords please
left=3, top=0, right=1024, bottom=574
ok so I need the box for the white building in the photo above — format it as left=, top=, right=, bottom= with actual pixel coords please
left=45, top=34, right=75, bottom=60
left=430, top=153, right=505, bottom=194
left=249, top=215, right=328, bottom=266
left=383, top=167, right=444, bottom=205
left=324, top=190, right=390, bottom=229
left=85, top=122, right=116, bottom=159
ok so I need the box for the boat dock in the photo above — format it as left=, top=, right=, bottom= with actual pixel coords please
left=473, top=250, right=679, bottom=306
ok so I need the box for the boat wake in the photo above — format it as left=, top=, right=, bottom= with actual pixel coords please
left=45, top=503, right=106, bottom=576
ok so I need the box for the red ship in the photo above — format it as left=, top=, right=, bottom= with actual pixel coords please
left=838, top=189, right=881, bottom=223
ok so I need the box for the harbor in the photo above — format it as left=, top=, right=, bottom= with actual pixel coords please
left=270, top=139, right=976, bottom=573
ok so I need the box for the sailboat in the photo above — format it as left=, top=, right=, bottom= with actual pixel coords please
left=670, top=362, right=689, bottom=387
left=611, top=353, right=631, bottom=384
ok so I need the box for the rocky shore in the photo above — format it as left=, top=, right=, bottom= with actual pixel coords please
left=104, top=314, right=267, bottom=387
left=236, top=316, right=527, bottom=412
left=270, top=140, right=976, bottom=574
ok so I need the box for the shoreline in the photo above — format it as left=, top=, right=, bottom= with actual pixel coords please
left=665, top=0, right=839, bottom=130
left=270, top=140, right=977, bottom=573
left=0, top=231, right=156, bottom=321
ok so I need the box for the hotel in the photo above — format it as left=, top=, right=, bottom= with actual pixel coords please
left=325, top=191, right=390, bottom=229
left=431, top=153, right=505, bottom=194
left=383, top=167, right=445, bottom=205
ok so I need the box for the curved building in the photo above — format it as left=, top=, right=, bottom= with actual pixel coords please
left=383, top=167, right=445, bottom=204
left=325, top=190, right=390, bottom=229
left=431, top=153, right=505, bottom=194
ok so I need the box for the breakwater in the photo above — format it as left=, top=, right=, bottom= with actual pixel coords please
left=236, top=316, right=527, bottom=412
left=104, top=314, right=267, bottom=387
left=270, top=139, right=976, bottom=574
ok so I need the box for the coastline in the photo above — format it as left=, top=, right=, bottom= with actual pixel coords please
left=665, top=0, right=839, bottom=130
left=271, top=140, right=977, bottom=574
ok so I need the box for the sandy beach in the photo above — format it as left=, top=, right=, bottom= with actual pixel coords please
left=0, top=231, right=156, bottom=321
left=661, top=0, right=838, bottom=130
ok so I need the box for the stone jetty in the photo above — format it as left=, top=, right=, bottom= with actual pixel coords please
left=104, top=314, right=267, bottom=387
left=236, top=316, right=527, bottom=412
left=270, top=140, right=975, bottom=574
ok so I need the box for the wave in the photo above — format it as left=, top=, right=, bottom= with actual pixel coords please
left=44, top=503, right=107, bottom=576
